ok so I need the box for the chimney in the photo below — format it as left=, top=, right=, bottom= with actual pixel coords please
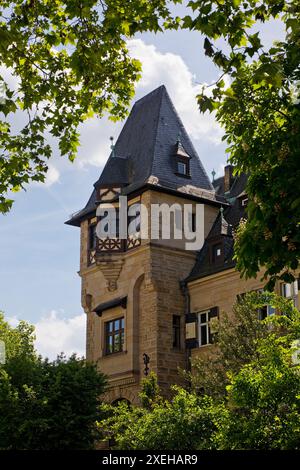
left=224, top=164, right=234, bottom=193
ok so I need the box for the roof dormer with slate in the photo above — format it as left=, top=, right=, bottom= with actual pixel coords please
left=185, top=170, right=248, bottom=282
left=66, top=85, right=219, bottom=227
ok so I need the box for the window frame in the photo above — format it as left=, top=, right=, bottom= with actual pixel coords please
left=198, top=310, right=210, bottom=347
left=88, top=223, right=97, bottom=251
left=177, top=160, right=187, bottom=175
left=105, top=317, right=125, bottom=355
left=258, top=304, right=275, bottom=320
left=175, top=156, right=190, bottom=178
left=210, top=241, right=223, bottom=264
left=280, top=281, right=299, bottom=307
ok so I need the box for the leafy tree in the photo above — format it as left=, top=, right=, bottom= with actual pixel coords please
left=0, top=311, right=35, bottom=360
left=139, top=371, right=162, bottom=409
left=218, top=312, right=300, bottom=449
left=1, top=1, right=299, bottom=286
left=0, top=0, right=175, bottom=212
left=100, top=374, right=227, bottom=450
left=179, top=0, right=300, bottom=287
left=0, top=312, right=107, bottom=449
left=188, top=292, right=297, bottom=398
left=100, top=294, right=300, bottom=450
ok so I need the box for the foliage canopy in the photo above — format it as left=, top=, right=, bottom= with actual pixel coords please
left=0, top=312, right=106, bottom=449
left=100, top=294, right=300, bottom=450
left=0, top=1, right=299, bottom=284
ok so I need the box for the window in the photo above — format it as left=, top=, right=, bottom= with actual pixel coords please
left=191, top=212, right=196, bottom=232
left=244, top=288, right=276, bottom=319
left=177, top=161, right=187, bottom=175
left=89, top=224, right=97, bottom=250
left=281, top=281, right=298, bottom=307
left=258, top=304, right=275, bottom=320
left=212, top=243, right=222, bottom=263
left=172, top=315, right=181, bottom=348
left=128, top=203, right=141, bottom=236
left=198, top=311, right=210, bottom=347
left=98, top=209, right=120, bottom=238
left=105, top=317, right=125, bottom=355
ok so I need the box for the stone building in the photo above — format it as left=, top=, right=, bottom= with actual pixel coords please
left=66, top=85, right=299, bottom=404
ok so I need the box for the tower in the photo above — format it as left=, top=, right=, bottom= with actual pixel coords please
left=66, top=85, right=222, bottom=403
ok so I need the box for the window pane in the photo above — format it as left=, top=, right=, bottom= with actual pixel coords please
left=89, top=224, right=97, bottom=250
left=191, top=213, right=196, bottom=232
left=114, top=333, right=120, bottom=352
left=105, top=317, right=124, bottom=355
left=200, top=325, right=207, bottom=346
left=212, top=243, right=222, bottom=262
left=177, top=161, right=187, bottom=175
left=200, top=313, right=207, bottom=324
left=128, top=204, right=141, bottom=235
left=107, top=335, right=113, bottom=354
left=267, top=305, right=275, bottom=316
left=294, top=281, right=298, bottom=294
left=259, top=306, right=268, bottom=320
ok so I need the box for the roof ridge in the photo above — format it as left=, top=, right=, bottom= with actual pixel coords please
left=150, top=85, right=165, bottom=177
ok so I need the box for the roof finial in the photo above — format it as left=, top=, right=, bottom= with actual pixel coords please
left=177, top=131, right=182, bottom=145
left=211, top=169, right=216, bottom=182
left=110, top=136, right=115, bottom=157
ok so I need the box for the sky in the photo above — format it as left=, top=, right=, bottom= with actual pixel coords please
left=0, top=10, right=285, bottom=360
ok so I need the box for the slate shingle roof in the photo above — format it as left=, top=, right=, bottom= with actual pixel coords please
left=66, top=85, right=215, bottom=226
left=186, top=172, right=248, bottom=282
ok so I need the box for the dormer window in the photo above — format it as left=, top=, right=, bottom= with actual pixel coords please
left=174, top=138, right=191, bottom=178
left=177, top=160, right=188, bottom=175
left=210, top=241, right=223, bottom=264
left=213, top=244, right=222, bottom=259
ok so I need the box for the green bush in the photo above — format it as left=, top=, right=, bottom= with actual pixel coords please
left=0, top=312, right=107, bottom=449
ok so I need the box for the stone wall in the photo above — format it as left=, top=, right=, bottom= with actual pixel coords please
left=78, top=188, right=219, bottom=404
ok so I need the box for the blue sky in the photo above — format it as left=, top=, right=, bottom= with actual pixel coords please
left=0, top=15, right=284, bottom=359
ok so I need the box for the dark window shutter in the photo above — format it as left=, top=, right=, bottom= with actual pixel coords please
left=186, top=338, right=198, bottom=349
left=186, top=312, right=197, bottom=323
left=185, top=312, right=198, bottom=349
left=209, top=306, right=219, bottom=344
left=209, top=306, right=219, bottom=320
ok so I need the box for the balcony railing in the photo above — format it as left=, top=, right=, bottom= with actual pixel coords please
left=88, top=235, right=141, bottom=265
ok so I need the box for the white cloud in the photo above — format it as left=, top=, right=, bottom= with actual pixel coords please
left=128, top=39, right=223, bottom=144
left=34, top=310, right=86, bottom=360
left=75, top=117, right=122, bottom=169
left=44, top=164, right=60, bottom=186
left=7, top=311, right=85, bottom=361
left=7, top=315, right=19, bottom=328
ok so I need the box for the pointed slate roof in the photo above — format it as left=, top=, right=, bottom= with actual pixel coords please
left=66, top=85, right=215, bottom=226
